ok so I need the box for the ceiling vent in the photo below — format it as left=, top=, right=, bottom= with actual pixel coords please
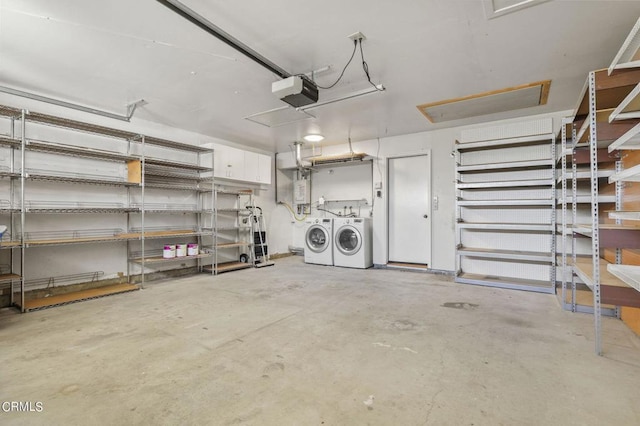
left=416, top=80, right=551, bottom=124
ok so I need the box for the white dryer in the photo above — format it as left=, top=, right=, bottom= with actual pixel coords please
left=333, top=217, right=373, bottom=269
left=304, top=217, right=333, bottom=265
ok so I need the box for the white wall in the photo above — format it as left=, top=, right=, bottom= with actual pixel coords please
left=0, top=88, right=571, bottom=281
left=274, top=109, right=571, bottom=271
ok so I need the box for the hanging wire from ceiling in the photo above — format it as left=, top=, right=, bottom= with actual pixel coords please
left=359, top=39, right=385, bottom=92
left=309, top=37, right=383, bottom=92
left=313, top=40, right=358, bottom=89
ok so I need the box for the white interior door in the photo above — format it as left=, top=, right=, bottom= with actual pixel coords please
left=388, top=154, right=431, bottom=265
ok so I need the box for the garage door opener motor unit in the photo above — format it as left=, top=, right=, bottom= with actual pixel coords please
left=272, top=76, right=319, bottom=108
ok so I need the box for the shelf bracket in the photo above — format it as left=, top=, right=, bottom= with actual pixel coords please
left=126, top=99, right=148, bottom=120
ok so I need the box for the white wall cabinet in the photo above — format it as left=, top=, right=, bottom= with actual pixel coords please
left=214, top=144, right=271, bottom=185
left=244, top=151, right=272, bottom=185
left=214, top=145, right=245, bottom=180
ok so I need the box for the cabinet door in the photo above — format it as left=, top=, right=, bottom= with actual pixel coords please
left=257, top=154, right=272, bottom=184
left=243, top=152, right=272, bottom=184
left=244, top=151, right=260, bottom=183
left=214, top=145, right=245, bottom=180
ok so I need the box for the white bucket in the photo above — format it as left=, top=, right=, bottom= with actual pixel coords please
left=187, top=243, right=199, bottom=256
left=163, top=245, right=176, bottom=259
left=176, top=243, right=187, bottom=257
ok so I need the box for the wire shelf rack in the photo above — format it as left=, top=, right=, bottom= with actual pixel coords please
left=128, top=226, right=213, bottom=238
left=0, top=135, right=20, bottom=148
left=130, top=203, right=211, bottom=213
left=24, top=138, right=138, bottom=162
left=0, top=105, right=213, bottom=153
left=144, top=165, right=205, bottom=180
left=144, top=157, right=212, bottom=172
left=24, top=168, right=132, bottom=186
left=128, top=247, right=213, bottom=263
left=144, top=182, right=212, bottom=192
left=0, top=165, right=18, bottom=179
left=16, top=201, right=135, bottom=213
left=24, top=271, right=105, bottom=290
left=18, top=228, right=129, bottom=246
left=0, top=264, right=19, bottom=289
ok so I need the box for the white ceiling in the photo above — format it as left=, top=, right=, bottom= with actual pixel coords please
left=1, top=0, right=640, bottom=152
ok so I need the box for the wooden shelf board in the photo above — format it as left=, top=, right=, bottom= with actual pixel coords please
left=609, top=82, right=640, bottom=122
left=608, top=210, right=640, bottom=221
left=204, top=262, right=252, bottom=274
left=607, top=264, right=640, bottom=292
left=19, top=229, right=204, bottom=247
left=0, top=241, right=21, bottom=248
left=573, top=259, right=640, bottom=307
left=130, top=253, right=212, bottom=264
left=215, top=242, right=250, bottom=249
left=574, top=223, right=640, bottom=232
left=0, top=273, right=21, bottom=283
left=21, top=283, right=139, bottom=311
left=573, top=68, right=640, bottom=119
left=559, top=288, right=617, bottom=309
left=608, top=121, right=640, bottom=152
left=574, top=110, right=640, bottom=144
left=573, top=259, right=629, bottom=288
left=609, top=163, right=640, bottom=182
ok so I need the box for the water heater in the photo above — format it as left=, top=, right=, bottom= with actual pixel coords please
left=293, top=179, right=310, bottom=206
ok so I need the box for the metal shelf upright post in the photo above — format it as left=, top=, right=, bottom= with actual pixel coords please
left=587, top=71, right=603, bottom=354
left=568, top=66, right=640, bottom=355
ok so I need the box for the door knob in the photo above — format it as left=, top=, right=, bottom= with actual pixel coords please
left=423, top=214, right=428, bottom=218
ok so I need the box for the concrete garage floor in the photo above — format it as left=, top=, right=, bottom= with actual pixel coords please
left=1, top=256, right=640, bottom=425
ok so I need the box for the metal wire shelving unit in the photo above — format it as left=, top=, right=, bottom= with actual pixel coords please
left=0, top=103, right=215, bottom=311
left=205, top=189, right=254, bottom=275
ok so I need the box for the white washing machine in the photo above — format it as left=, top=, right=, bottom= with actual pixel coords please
left=304, top=217, right=333, bottom=265
left=333, top=217, right=373, bottom=269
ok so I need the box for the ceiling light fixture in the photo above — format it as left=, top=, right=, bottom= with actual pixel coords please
left=303, top=134, right=324, bottom=143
